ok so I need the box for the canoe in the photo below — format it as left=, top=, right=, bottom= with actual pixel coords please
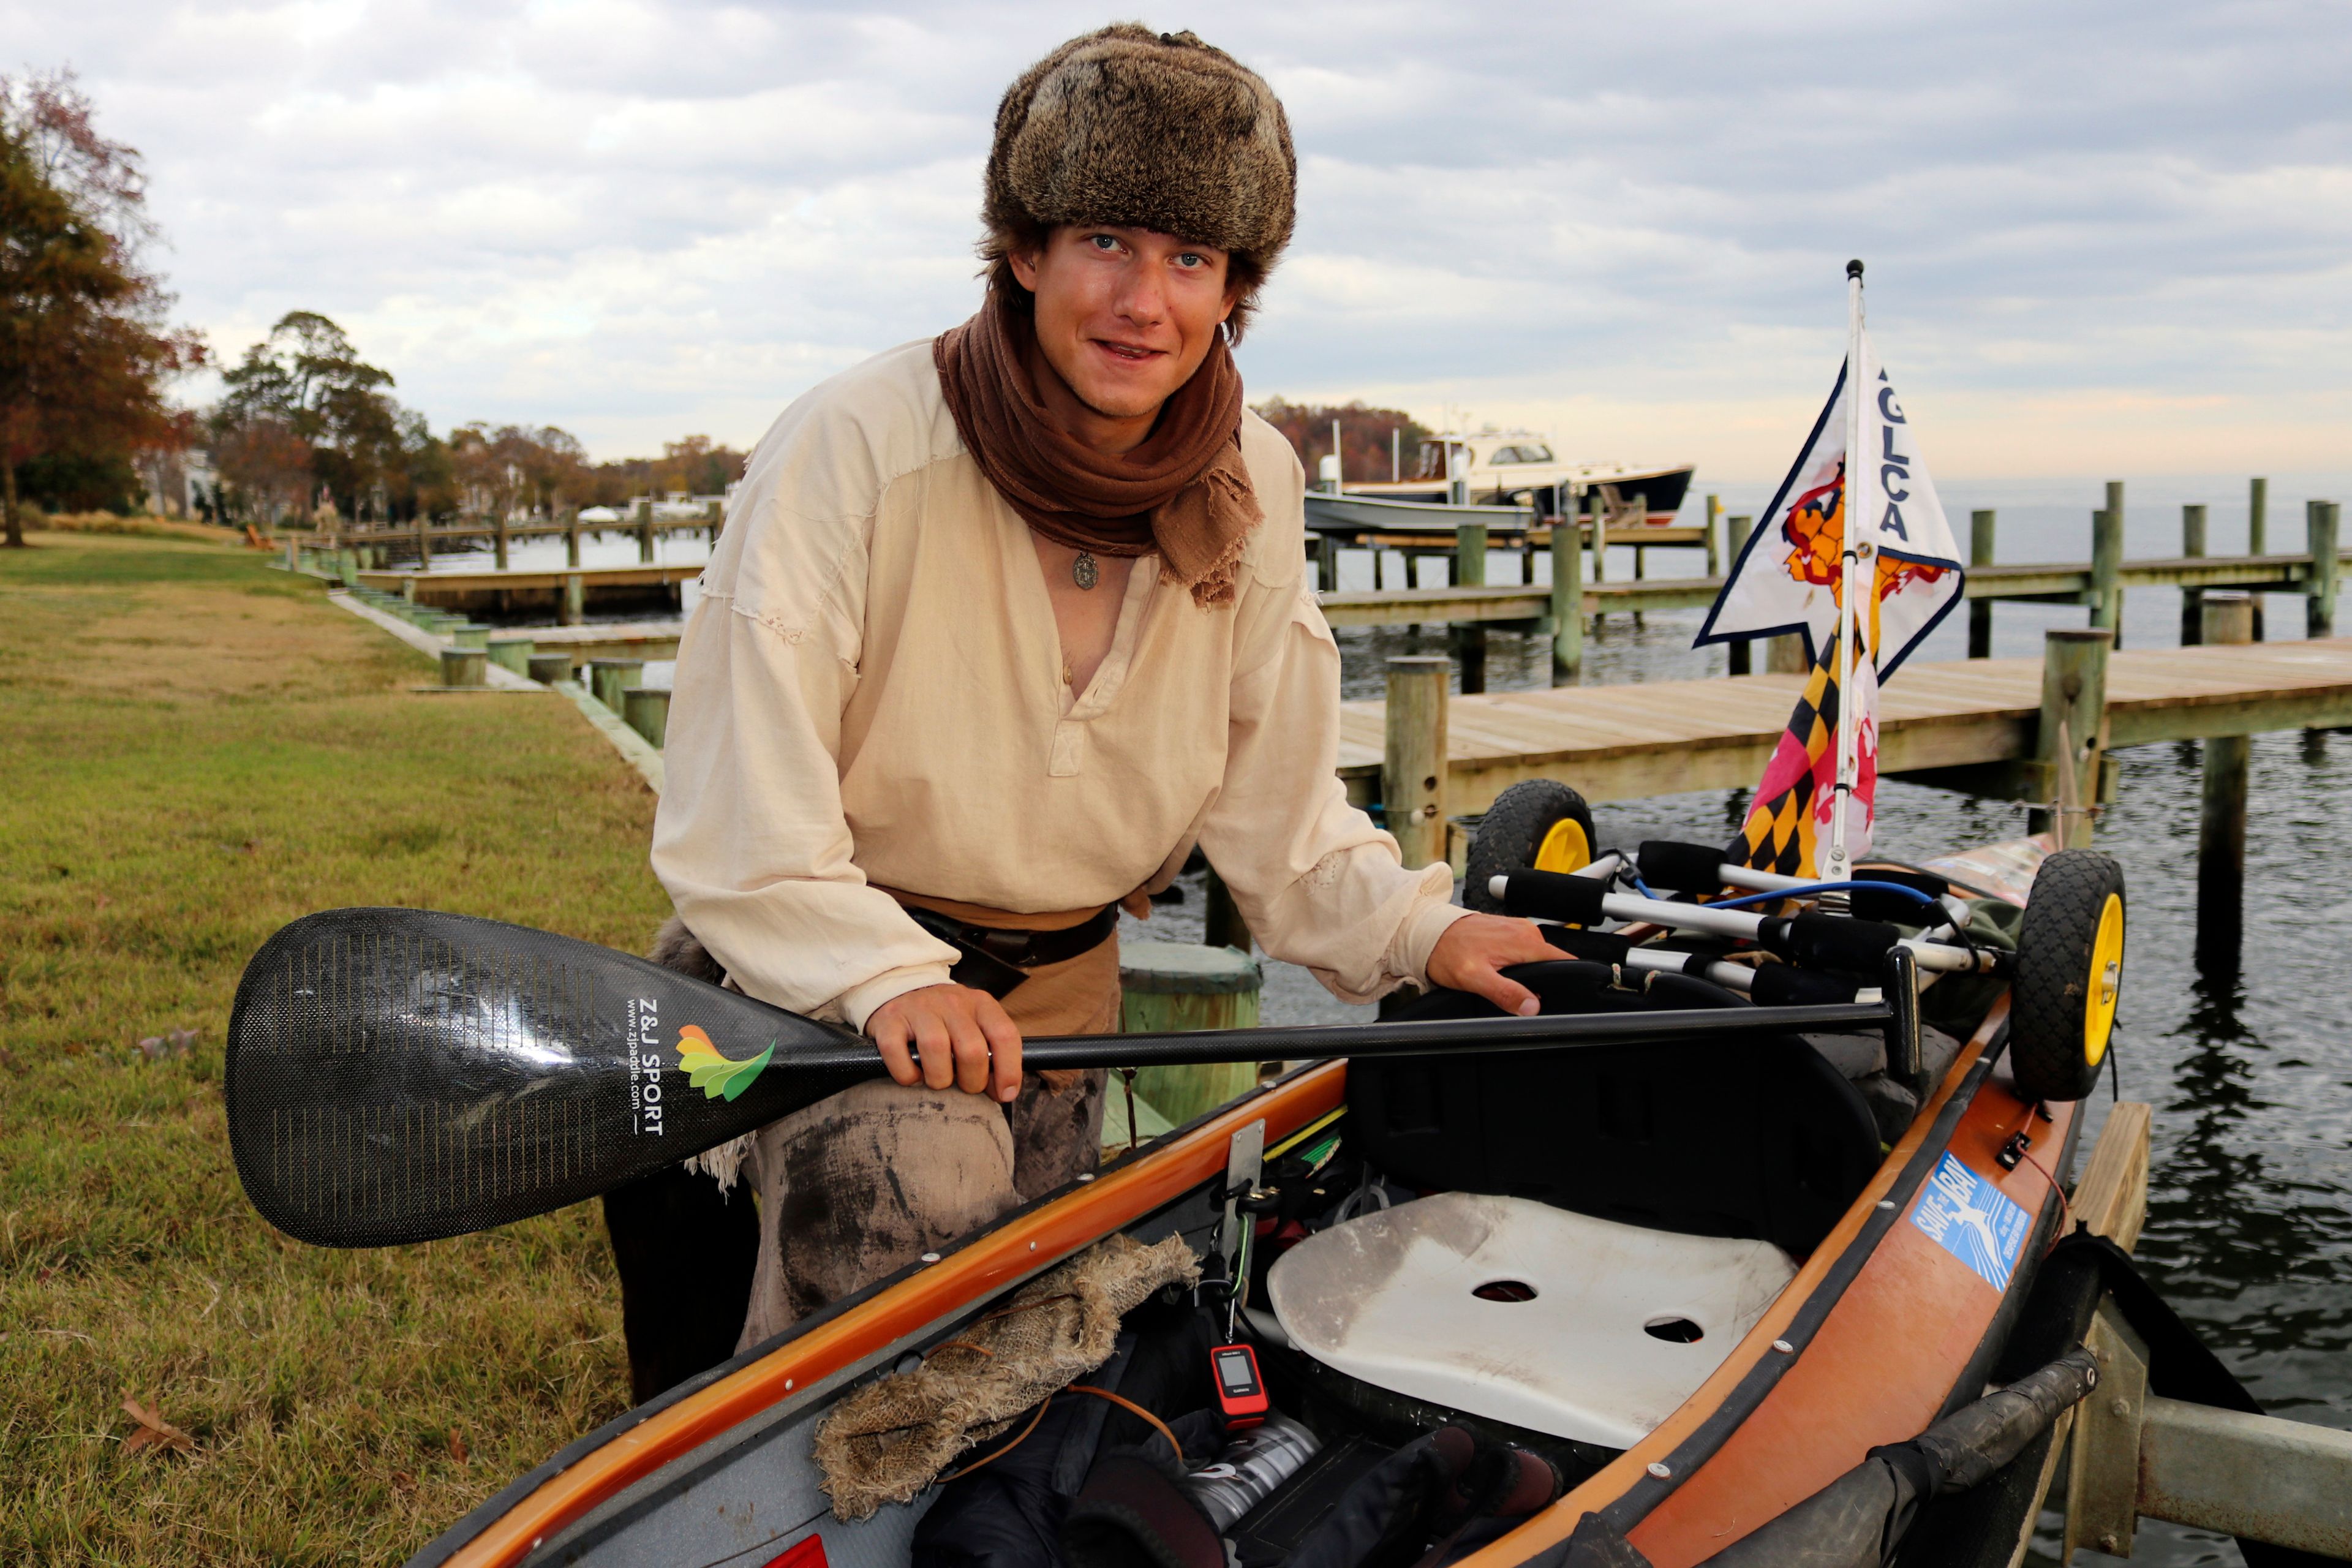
left=406, top=831, right=2106, bottom=1568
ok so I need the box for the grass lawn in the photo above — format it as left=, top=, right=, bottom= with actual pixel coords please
left=1, top=533, right=675, bottom=1562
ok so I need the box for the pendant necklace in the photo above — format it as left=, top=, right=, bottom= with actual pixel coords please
left=1072, top=551, right=1099, bottom=590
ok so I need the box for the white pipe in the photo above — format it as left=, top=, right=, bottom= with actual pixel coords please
left=1577, top=850, right=1624, bottom=881
left=1622, top=947, right=1755, bottom=993
left=1492, top=873, right=1763, bottom=936
left=1715, top=863, right=1811, bottom=893
left=1494, top=873, right=1995, bottom=976
left=1826, top=263, right=1869, bottom=886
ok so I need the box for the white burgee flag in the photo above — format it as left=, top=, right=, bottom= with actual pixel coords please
left=1696, top=330, right=1966, bottom=679
left=1696, top=276, right=1966, bottom=880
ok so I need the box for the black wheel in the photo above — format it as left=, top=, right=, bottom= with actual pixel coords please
left=2010, top=850, right=2126, bottom=1102
left=1466, top=779, right=1597, bottom=914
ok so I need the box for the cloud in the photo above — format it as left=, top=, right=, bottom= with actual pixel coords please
left=9, top=0, right=2351, bottom=474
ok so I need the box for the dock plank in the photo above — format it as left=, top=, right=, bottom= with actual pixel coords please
left=1337, top=638, right=2352, bottom=812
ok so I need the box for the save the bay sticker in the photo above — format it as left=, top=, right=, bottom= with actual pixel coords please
left=1910, top=1150, right=2032, bottom=1291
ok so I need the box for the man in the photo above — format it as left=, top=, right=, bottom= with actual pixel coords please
left=633, top=24, right=1554, bottom=1379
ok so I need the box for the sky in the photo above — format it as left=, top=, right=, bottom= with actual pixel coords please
left=10, top=0, right=2351, bottom=478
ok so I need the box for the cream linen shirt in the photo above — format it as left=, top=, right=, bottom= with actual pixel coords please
left=650, top=338, right=1469, bottom=1030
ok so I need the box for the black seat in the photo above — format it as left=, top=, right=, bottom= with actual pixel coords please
left=1349, top=962, right=1883, bottom=1258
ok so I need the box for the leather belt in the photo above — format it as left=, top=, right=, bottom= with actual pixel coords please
left=899, top=902, right=1120, bottom=1000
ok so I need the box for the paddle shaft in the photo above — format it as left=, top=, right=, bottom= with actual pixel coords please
left=891, top=999, right=1893, bottom=1072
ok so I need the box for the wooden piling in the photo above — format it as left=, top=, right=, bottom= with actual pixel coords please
left=587, top=657, right=643, bottom=714
left=1454, top=522, right=1487, bottom=587
left=2196, top=594, right=2254, bottom=965
left=439, top=647, right=487, bottom=688
left=2248, top=478, right=2267, bottom=640
left=1382, top=655, right=1450, bottom=869
left=2090, top=508, right=2124, bottom=644
left=2307, top=499, right=2339, bottom=638
left=635, top=497, right=655, bottom=564
left=1705, top=494, right=1722, bottom=578
left=487, top=635, right=535, bottom=676
left=1726, top=516, right=1753, bottom=676
left=1204, top=865, right=1252, bottom=953
left=527, top=652, right=573, bottom=685
left=622, top=686, right=670, bottom=748
left=453, top=623, right=491, bottom=651
left=2032, top=628, right=2113, bottom=848
left=566, top=510, right=582, bottom=569
left=415, top=513, right=432, bottom=569
left=2180, top=503, right=2207, bottom=646
left=563, top=571, right=585, bottom=627
left=1630, top=492, right=1648, bottom=628
left=493, top=511, right=510, bottom=571
left=1550, top=516, right=1583, bottom=682
left=1118, top=941, right=1264, bottom=1126
left=1969, top=509, right=1997, bottom=658
left=1451, top=520, right=1490, bottom=694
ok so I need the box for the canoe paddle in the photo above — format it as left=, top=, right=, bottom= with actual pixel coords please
left=224, top=907, right=1893, bottom=1248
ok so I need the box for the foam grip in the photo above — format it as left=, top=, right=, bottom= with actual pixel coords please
left=1640, top=971, right=1750, bottom=1010
left=1850, top=886, right=1931, bottom=924
left=1747, top=963, right=1864, bottom=1007
left=1760, top=912, right=1902, bottom=974
left=1538, top=927, right=1633, bottom=965
left=1636, top=840, right=1732, bottom=893
left=1495, top=869, right=1607, bottom=926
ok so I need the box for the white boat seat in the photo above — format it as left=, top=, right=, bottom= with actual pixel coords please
left=1267, top=1192, right=1797, bottom=1450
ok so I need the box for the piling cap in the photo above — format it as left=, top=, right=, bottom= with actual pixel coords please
left=1120, top=940, right=1262, bottom=995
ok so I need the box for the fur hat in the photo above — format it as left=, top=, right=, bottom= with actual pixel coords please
left=981, top=26, right=1295, bottom=318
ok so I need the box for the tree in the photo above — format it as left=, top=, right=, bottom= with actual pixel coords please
left=448, top=423, right=590, bottom=519
left=209, top=412, right=311, bottom=526
left=1251, top=399, right=1433, bottom=487
left=0, top=70, right=203, bottom=546
left=214, top=311, right=399, bottom=523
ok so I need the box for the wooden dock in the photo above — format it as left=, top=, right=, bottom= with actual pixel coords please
left=1317, top=551, right=2349, bottom=630
left=524, top=620, right=685, bottom=666
left=1336, top=636, right=2352, bottom=816
left=355, top=564, right=699, bottom=620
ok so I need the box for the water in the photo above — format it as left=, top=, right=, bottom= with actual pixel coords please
left=1151, top=475, right=2352, bottom=1562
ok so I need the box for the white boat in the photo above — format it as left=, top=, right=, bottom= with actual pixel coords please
left=1329, top=429, right=1695, bottom=531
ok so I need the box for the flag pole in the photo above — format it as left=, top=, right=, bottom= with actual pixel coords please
left=1825, top=258, right=1868, bottom=883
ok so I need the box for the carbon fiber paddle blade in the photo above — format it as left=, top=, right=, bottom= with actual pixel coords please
left=225, top=907, right=874, bottom=1247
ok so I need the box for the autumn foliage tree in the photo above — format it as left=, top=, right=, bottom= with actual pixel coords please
left=212, top=311, right=405, bottom=524
left=1250, top=399, right=1433, bottom=486
left=0, top=70, right=203, bottom=546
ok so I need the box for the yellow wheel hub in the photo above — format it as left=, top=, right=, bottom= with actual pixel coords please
left=2083, top=892, right=2125, bottom=1066
left=1533, top=816, right=1591, bottom=875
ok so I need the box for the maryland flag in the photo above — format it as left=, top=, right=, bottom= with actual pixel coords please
left=1732, top=625, right=1880, bottom=875
left=1698, top=330, right=1964, bottom=875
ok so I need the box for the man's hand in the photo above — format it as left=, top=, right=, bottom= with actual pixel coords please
left=867, top=984, right=1024, bottom=1102
left=1425, top=914, right=1562, bottom=1018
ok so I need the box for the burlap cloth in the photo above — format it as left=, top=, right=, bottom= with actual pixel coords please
left=813, top=1231, right=1201, bottom=1520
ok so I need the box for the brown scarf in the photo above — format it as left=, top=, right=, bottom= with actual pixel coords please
left=933, top=288, right=1262, bottom=608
